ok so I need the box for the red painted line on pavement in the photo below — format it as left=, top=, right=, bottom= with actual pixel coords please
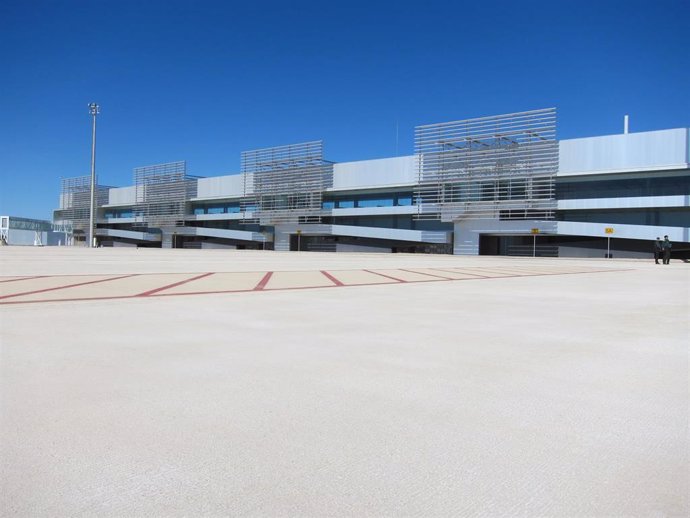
left=0, top=269, right=630, bottom=306
left=0, top=295, right=138, bottom=305
left=431, top=268, right=491, bottom=278
left=399, top=268, right=454, bottom=280
left=320, top=270, right=344, bottom=286
left=136, top=272, right=215, bottom=297
left=363, top=269, right=407, bottom=282
left=0, top=275, right=46, bottom=283
left=0, top=274, right=139, bottom=300
left=253, top=272, right=273, bottom=290
left=469, top=267, right=532, bottom=276
left=451, top=267, right=527, bottom=277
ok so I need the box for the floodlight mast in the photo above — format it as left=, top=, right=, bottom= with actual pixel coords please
left=88, top=103, right=99, bottom=248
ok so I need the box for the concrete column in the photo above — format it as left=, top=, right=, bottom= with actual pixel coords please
left=273, top=226, right=291, bottom=251
left=160, top=230, right=174, bottom=249
left=453, top=221, right=480, bottom=255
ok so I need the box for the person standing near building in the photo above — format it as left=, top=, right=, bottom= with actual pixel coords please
left=662, top=235, right=672, bottom=264
left=654, top=237, right=663, bottom=264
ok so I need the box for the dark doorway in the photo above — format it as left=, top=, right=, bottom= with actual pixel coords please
left=479, top=235, right=499, bottom=255
left=289, top=234, right=301, bottom=251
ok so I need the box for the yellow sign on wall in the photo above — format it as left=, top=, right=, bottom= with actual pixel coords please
left=531, top=228, right=540, bottom=234
left=605, top=227, right=614, bottom=234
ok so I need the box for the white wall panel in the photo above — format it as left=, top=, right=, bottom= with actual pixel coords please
left=332, top=156, right=416, bottom=190
left=96, top=228, right=161, bottom=241
left=558, top=195, right=690, bottom=210
left=7, top=228, right=39, bottom=246
left=557, top=221, right=690, bottom=242
left=187, top=213, right=244, bottom=221
left=108, top=186, right=136, bottom=206
left=559, top=128, right=689, bottom=176
left=195, top=174, right=250, bottom=199
left=331, top=205, right=417, bottom=217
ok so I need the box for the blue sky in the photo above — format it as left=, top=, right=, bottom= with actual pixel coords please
left=1, top=0, right=688, bottom=220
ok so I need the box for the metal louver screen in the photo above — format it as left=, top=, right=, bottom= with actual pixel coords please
left=133, top=161, right=195, bottom=228
left=414, top=108, right=558, bottom=221
left=58, top=175, right=108, bottom=231
left=241, top=141, right=333, bottom=225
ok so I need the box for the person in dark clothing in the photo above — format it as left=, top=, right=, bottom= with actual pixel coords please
left=662, top=235, right=672, bottom=264
left=654, top=237, right=663, bottom=264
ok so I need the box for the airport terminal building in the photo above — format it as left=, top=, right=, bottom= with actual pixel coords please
left=54, top=109, right=690, bottom=257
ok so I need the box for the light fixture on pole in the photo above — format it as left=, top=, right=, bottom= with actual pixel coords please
left=88, top=102, right=100, bottom=248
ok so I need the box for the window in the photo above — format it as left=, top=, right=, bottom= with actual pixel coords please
left=357, top=198, right=394, bottom=208
left=106, top=209, right=134, bottom=219
left=557, top=175, right=690, bottom=200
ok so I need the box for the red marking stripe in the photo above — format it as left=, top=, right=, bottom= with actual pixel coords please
left=321, top=270, right=344, bottom=286
left=469, top=267, right=530, bottom=276
left=136, top=272, right=215, bottom=297
left=0, top=275, right=45, bottom=283
left=0, top=274, right=139, bottom=300
left=430, top=268, right=490, bottom=278
left=399, top=268, right=452, bottom=280
left=0, top=269, right=630, bottom=306
left=253, top=272, right=273, bottom=290
left=363, top=269, right=407, bottom=282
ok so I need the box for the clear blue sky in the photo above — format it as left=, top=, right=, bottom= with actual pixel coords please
left=1, top=0, right=688, bottom=220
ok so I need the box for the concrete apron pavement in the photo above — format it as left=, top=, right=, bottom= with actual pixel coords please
left=0, top=248, right=688, bottom=516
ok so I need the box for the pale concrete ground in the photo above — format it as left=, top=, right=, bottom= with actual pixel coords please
left=0, top=247, right=688, bottom=517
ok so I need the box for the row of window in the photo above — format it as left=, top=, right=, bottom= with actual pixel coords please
left=188, top=195, right=415, bottom=214
left=104, top=210, right=134, bottom=219
left=557, top=175, right=690, bottom=200
left=102, top=176, right=689, bottom=219
left=322, top=196, right=413, bottom=209
left=193, top=204, right=241, bottom=215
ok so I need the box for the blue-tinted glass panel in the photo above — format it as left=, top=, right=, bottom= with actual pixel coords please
left=322, top=201, right=335, bottom=209
left=357, top=198, right=394, bottom=208
left=208, top=207, right=224, bottom=214
left=337, top=200, right=354, bottom=208
left=193, top=207, right=205, bottom=215
left=557, top=175, right=690, bottom=200
left=397, top=197, right=412, bottom=206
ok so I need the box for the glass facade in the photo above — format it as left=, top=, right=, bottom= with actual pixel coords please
left=191, top=202, right=241, bottom=215
left=323, top=193, right=415, bottom=209
left=557, top=173, right=690, bottom=200
left=104, top=209, right=134, bottom=219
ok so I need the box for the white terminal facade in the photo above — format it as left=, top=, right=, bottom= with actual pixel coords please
left=53, top=109, right=690, bottom=257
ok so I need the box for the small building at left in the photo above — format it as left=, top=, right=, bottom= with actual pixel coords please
left=0, top=215, right=67, bottom=246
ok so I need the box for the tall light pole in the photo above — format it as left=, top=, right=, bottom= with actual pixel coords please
left=88, top=103, right=99, bottom=248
